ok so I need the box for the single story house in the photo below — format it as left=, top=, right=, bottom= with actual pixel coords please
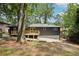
left=8, top=24, right=60, bottom=40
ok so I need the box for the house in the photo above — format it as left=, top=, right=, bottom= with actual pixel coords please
left=0, top=21, right=10, bottom=38
left=8, top=24, right=60, bottom=40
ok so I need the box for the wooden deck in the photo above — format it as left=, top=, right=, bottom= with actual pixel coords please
left=10, top=27, right=40, bottom=39
left=11, top=33, right=39, bottom=36
left=11, top=33, right=39, bottom=39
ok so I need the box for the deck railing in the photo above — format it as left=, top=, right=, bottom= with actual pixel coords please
left=11, top=29, right=40, bottom=35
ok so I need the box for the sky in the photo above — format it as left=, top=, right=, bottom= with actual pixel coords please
left=48, top=3, right=68, bottom=23
left=53, top=3, right=68, bottom=16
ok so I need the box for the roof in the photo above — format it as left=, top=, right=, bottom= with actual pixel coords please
left=8, top=23, right=60, bottom=28
left=0, top=21, right=11, bottom=25
left=28, top=24, right=60, bottom=27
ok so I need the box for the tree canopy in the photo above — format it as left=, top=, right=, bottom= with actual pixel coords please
left=0, top=3, right=54, bottom=25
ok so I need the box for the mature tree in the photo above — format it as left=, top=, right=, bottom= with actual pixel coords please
left=27, top=4, right=54, bottom=24
left=0, top=4, right=28, bottom=43
left=56, top=3, right=79, bottom=43
left=54, top=14, right=63, bottom=26
left=0, top=4, right=19, bottom=24
left=68, top=6, right=79, bottom=43
left=17, top=4, right=27, bottom=43
left=62, top=4, right=78, bottom=37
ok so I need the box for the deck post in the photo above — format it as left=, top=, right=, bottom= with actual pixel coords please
left=28, top=35, right=29, bottom=38
left=59, top=27, right=61, bottom=40
left=33, top=35, right=34, bottom=39
left=37, top=35, right=39, bottom=40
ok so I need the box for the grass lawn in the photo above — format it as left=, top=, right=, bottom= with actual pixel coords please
left=0, top=39, right=79, bottom=56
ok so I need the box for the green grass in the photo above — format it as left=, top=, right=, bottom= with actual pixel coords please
left=62, top=51, right=79, bottom=56
left=0, top=48, right=16, bottom=56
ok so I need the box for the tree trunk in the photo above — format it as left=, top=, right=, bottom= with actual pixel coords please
left=44, top=13, right=47, bottom=24
left=39, top=16, right=41, bottom=23
left=17, top=4, right=27, bottom=43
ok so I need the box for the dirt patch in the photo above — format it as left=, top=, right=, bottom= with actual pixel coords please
left=0, top=39, right=79, bottom=56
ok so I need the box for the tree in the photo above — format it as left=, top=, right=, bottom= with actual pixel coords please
left=27, top=4, right=54, bottom=24
left=54, top=14, right=64, bottom=26
left=17, top=4, right=27, bottom=43
left=0, top=4, right=20, bottom=25
left=56, top=4, right=78, bottom=38
left=68, top=6, right=79, bottom=43
left=0, top=4, right=28, bottom=43
left=57, top=3, right=79, bottom=43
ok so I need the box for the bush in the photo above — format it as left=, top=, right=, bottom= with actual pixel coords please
left=67, top=32, right=79, bottom=44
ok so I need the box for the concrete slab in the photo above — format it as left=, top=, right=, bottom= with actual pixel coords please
left=38, top=38, right=60, bottom=42
left=26, top=35, right=60, bottom=42
left=39, top=35, right=59, bottom=39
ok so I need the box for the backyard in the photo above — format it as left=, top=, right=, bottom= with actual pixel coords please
left=0, top=38, right=79, bottom=56
left=0, top=3, right=79, bottom=56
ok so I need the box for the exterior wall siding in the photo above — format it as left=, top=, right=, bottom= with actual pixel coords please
left=36, top=27, right=60, bottom=35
